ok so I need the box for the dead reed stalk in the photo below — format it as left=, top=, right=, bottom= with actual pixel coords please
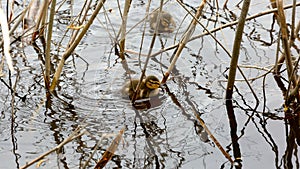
left=118, top=0, right=134, bottom=84
left=225, top=0, right=251, bottom=99
left=49, top=0, right=106, bottom=92
left=272, top=0, right=299, bottom=103
left=27, top=0, right=48, bottom=42
left=94, top=128, right=125, bottom=169
left=161, top=0, right=206, bottom=84
left=119, top=0, right=132, bottom=60
left=131, top=0, right=164, bottom=102
left=276, top=0, right=296, bottom=86
left=20, top=128, right=86, bottom=169
left=149, top=2, right=300, bottom=59
left=45, top=0, right=55, bottom=88
left=0, top=8, right=14, bottom=73
left=225, top=0, right=251, bottom=165
left=194, top=112, right=234, bottom=164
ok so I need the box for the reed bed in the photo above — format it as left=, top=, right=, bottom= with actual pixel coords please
left=0, top=0, right=299, bottom=168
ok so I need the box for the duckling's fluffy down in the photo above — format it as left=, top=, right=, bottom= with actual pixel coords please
left=121, top=76, right=160, bottom=100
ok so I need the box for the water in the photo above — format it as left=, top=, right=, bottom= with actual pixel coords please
left=0, top=0, right=299, bottom=168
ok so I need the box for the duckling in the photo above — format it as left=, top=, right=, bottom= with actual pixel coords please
left=122, top=75, right=161, bottom=100
left=149, top=10, right=176, bottom=33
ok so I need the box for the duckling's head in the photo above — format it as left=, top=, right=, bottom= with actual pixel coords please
left=150, top=11, right=176, bottom=33
left=160, top=12, right=176, bottom=29
left=145, top=75, right=161, bottom=89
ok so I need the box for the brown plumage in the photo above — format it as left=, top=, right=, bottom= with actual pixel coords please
left=149, top=10, right=176, bottom=33
left=121, top=75, right=161, bottom=100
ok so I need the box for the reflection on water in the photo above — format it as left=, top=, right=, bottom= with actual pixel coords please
left=0, top=0, right=299, bottom=169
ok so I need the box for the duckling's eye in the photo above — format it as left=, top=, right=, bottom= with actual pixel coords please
left=161, top=19, right=169, bottom=27
left=146, top=80, right=160, bottom=89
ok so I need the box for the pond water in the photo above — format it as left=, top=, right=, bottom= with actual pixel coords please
left=0, top=0, right=299, bottom=169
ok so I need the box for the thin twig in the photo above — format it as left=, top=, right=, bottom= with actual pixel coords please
left=94, top=128, right=125, bottom=169
left=149, top=2, right=300, bottom=59
left=20, top=128, right=86, bottom=169
left=162, top=0, right=207, bottom=83
left=49, top=0, right=106, bottom=91
left=131, top=0, right=164, bottom=102
left=194, top=112, right=234, bottom=164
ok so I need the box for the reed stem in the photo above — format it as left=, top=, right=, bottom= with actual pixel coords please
left=49, top=0, right=106, bottom=92
left=119, top=0, right=132, bottom=60
left=45, top=0, right=56, bottom=89
left=162, top=0, right=206, bottom=84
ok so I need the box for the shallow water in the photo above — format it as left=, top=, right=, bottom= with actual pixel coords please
left=0, top=0, right=299, bottom=169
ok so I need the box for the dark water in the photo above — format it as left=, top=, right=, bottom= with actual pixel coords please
left=0, top=0, right=299, bottom=168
